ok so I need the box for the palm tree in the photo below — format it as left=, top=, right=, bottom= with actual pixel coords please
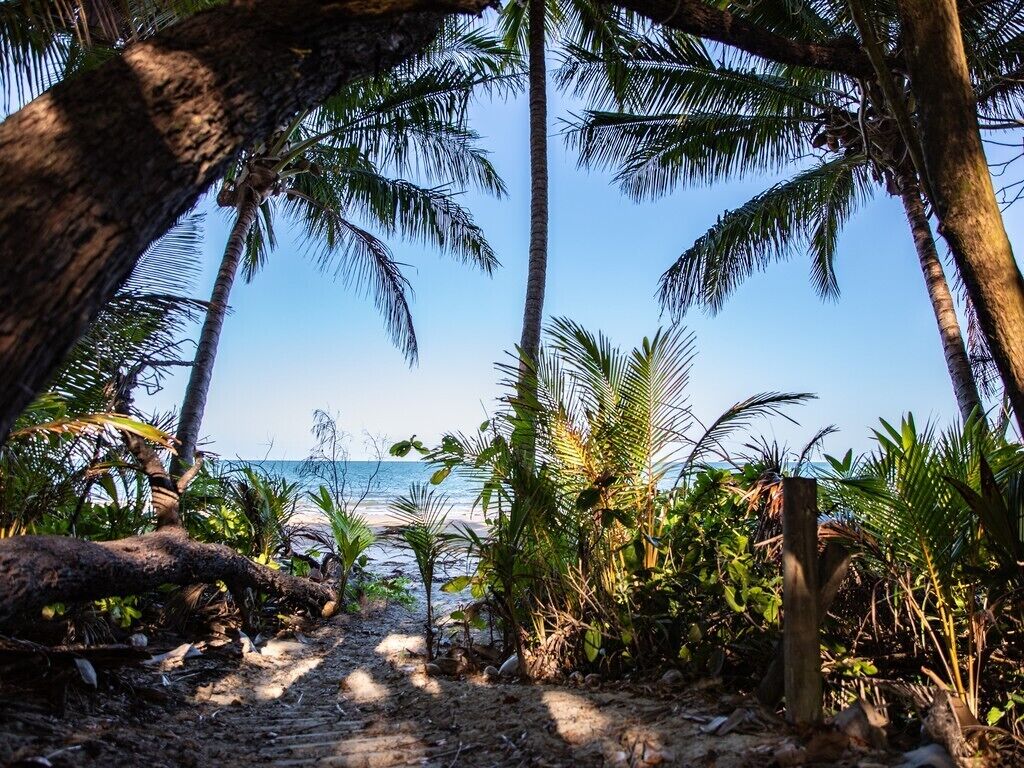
left=172, top=24, right=513, bottom=471
left=564, top=4, right=1024, bottom=424
left=498, top=0, right=640, bottom=460
left=512, top=0, right=549, bottom=370
left=0, top=0, right=220, bottom=112
left=390, top=482, right=456, bottom=659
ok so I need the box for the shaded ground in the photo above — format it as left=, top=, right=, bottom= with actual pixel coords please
left=0, top=548, right=900, bottom=767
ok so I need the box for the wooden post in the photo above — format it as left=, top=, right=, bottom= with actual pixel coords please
left=781, top=477, right=822, bottom=725
left=756, top=541, right=852, bottom=708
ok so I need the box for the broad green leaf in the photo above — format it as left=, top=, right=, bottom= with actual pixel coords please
left=576, top=487, right=602, bottom=510
left=723, top=584, right=745, bottom=612
left=442, top=575, right=472, bottom=593
left=583, top=624, right=602, bottom=663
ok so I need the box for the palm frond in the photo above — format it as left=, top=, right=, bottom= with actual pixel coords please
left=389, top=482, right=455, bottom=582
left=567, top=110, right=809, bottom=198
left=683, top=392, right=815, bottom=474
left=658, top=156, right=873, bottom=317
left=559, top=39, right=827, bottom=116
left=9, top=411, right=173, bottom=446
left=123, top=210, right=204, bottom=295
left=321, top=166, right=498, bottom=271
left=310, top=212, right=419, bottom=365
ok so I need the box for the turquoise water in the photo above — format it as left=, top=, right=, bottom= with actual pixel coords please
left=247, top=460, right=482, bottom=517
left=237, top=459, right=828, bottom=521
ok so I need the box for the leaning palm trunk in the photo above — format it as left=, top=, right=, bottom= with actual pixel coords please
left=172, top=195, right=261, bottom=474
left=897, top=176, right=982, bottom=422
left=897, top=0, right=1024, bottom=434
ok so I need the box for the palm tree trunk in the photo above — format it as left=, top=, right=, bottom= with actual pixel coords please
left=425, top=575, right=434, bottom=661
left=515, top=0, right=548, bottom=462
left=172, top=197, right=260, bottom=474
left=0, top=0, right=451, bottom=444
left=897, top=0, right=1024, bottom=434
left=897, top=176, right=982, bottom=422
left=519, top=0, right=548, bottom=365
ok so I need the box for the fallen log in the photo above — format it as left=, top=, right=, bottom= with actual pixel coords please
left=0, top=528, right=336, bottom=628
left=0, top=638, right=151, bottom=668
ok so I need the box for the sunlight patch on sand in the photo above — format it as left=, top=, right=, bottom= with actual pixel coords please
left=255, top=656, right=322, bottom=700
left=375, top=632, right=425, bottom=656
left=410, top=674, right=443, bottom=695
left=541, top=689, right=612, bottom=744
left=341, top=668, right=389, bottom=703
left=195, top=643, right=329, bottom=705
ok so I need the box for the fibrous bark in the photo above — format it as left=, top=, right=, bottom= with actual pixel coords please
left=610, top=0, right=875, bottom=77
left=0, top=528, right=335, bottom=627
left=0, top=0, right=490, bottom=443
left=897, top=175, right=982, bottom=422
left=897, top=0, right=1024, bottom=432
left=173, top=194, right=262, bottom=472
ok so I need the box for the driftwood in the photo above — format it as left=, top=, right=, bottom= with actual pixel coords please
left=0, top=528, right=336, bottom=628
left=0, top=638, right=151, bottom=671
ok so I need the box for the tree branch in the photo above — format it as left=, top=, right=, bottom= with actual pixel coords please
left=0, top=0, right=491, bottom=443
left=0, top=529, right=336, bottom=628
left=176, top=453, right=204, bottom=494
left=609, top=0, right=876, bottom=77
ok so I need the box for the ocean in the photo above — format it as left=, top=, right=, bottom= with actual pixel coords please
left=248, top=460, right=483, bottom=523
left=237, top=459, right=827, bottom=526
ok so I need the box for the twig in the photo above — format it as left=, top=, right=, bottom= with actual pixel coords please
left=45, top=745, right=83, bottom=760
left=446, top=741, right=466, bottom=767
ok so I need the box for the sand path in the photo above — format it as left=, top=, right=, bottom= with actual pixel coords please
left=0, top=549, right=886, bottom=767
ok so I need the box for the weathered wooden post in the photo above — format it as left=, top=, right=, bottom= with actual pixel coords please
left=755, top=541, right=852, bottom=708
left=781, top=477, right=823, bottom=725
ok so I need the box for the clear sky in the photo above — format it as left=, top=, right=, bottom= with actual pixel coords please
left=144, top=75, right=1024, bottom=462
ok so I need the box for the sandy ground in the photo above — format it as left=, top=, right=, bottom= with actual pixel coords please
left=0, top=547, right=901, bottom=768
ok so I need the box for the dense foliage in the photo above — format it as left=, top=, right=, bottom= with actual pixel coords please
left=399, top=320, right=1024, bottom=747
left=3, top=3, right=1024, bottom=764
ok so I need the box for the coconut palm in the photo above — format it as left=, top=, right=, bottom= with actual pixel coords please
left=172, top=24, right=513, bottom=471
left=389, top=482, right=456, bottom=659
left=498, top=0, right=643, bottom=462
left=564, top=2, right=1024, bottom=424
left=498, top=0, right=549, bottom=372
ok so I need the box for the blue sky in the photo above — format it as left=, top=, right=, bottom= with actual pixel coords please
left=145, top=78, right=1024, bottom=462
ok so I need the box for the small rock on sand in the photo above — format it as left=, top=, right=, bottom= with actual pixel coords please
left=498, top=654, right=519, bottom=677
left=659, top=669, right=684, bottom=687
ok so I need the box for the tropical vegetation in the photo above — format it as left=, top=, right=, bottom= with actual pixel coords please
left=2, top=1, right=1024, bottom=765
left=563, top=0, right=1024, bottom=421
